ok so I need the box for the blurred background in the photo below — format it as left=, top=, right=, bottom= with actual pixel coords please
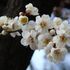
left=0, top=0, right=70, bottom=18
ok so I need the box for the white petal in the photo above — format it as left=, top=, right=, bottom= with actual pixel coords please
left=16, top=32, right=21, bottom=36
left=10, top=33, right=16, bottom=38
left=21, top=38, right=28, bottom=46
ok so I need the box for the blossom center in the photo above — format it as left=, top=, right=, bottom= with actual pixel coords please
left=28, top=36, right=34, bottom=43
left=40, top=21, right=47, bottom=28
left=43, top=38, right=50, bottom=45
left=59, top=35, right=67, bottom=42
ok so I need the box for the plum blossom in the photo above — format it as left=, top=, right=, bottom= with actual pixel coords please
left=0, top=16, right=8, bottom=26
left=59, top=20, right=70, bottom=38
left=38, top=33, right=52, bottom=49
left=44, top=42, right=54, bottom=54
left=25, top=3, right=39, bottom=16
left=2, top=18, right=21, bottom=32
left=56, top=29, right=70, bottom=47
left=53, top=17, right=62, bottom=30
left=21, top=20, right=36, bottom=31
left=47, top=47, right=67, bottom=63
left=35, top=14, right=53, bottom=33
left=21, top=30, right=38, bottom=50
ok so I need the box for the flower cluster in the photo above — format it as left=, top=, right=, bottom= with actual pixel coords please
left=0, top=3, right=39, bottom=37
left=0, top=3, right=70, bottom=63
left=21, top=14, right=70, bottom=63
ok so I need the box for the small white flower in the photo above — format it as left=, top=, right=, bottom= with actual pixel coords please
left=35, top=15, right=53, bottom=33
left=53, top=17, right=62, bottom=29
left=52, top=35, right=66, bottom=48
left=22, top=20, right=36, bottom=31
left=47, top=47, right=67, bottom=63
left=2, top=18, right=21, bottom=32
left=21, top=30, right=38, bottom=50
left=59, top=20, right=70, bottom=37
left=56, top=29, right=70, bottom=47
left=44, top=42, right=54, bottom=54
left=2, top=24, right=13, bottom=32
left=0, top=16, right=8, bottom=26
left=38, top=33, right=52, bottom=49
left=25, top=3, right=33, bottom=13
left=25, top=3, right=39, bottom=16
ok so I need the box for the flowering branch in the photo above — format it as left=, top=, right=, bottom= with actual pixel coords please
left=0, top=3, right=70, bottom=63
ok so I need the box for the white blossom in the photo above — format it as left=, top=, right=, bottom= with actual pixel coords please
left=21, top=30, right=38, bottom=50
left=56, top=29, right=70, bottom=47
left=47, top=47, right=67, bottom=63
left=53, top=17, right=62, bottom=30
left=25, top=3, right=39, bottom=16
left=38, top=33, right=52, bottom=49
left=59, top=20, right=70, bottom=38
left=0, top=16, right=8, bottom=26
left=22, top=20, right=36, bottom=31
left=44, top=42, right=54, bottom=54
left=2, top=17, right=21, bottom=32
left=52, top=35, right=66, bottom=48
left=35, top=14, right=53, bottom=33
